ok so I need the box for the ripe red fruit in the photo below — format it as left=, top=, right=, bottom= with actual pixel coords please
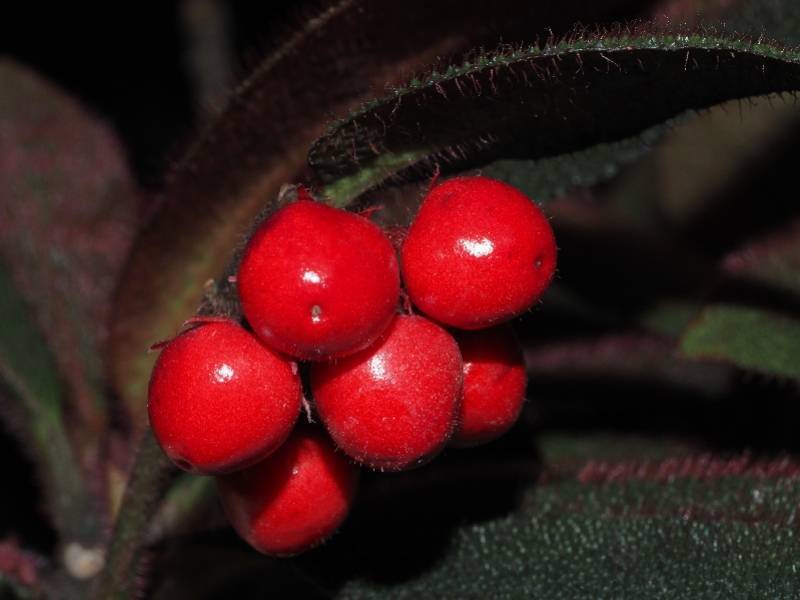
left=450, top=325, right=527, bottom=448
left=148, top=319, right=301, bottom=474
left=217, top=428, right=359, bottom=556
left=401, top=176, right=557, bottom=329
left=311, top=315, right=463, bottom=470
left=237, top=193, right=400, bottom=360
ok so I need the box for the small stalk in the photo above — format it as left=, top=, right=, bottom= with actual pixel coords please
left=91, top=430, right=174, bottom=600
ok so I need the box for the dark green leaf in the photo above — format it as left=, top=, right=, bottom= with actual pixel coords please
left=310, top=32, right=800, bottom=205
left=298, top=440, right=800, bottom=600
left=0, top=262, right=100, bottom=545
left=480, top=124, right=664, bottom=202
left=339, top=455, right=800, bottom=599
left=681, top=304, right=800, bottom=379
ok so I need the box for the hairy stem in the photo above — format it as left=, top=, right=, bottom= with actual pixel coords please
left=91, top=430, right=174, bottom=600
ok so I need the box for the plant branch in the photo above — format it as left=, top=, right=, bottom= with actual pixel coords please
left=91, top=429, right=175, bottom=600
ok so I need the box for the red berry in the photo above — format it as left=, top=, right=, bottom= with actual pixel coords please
left=148, top=320, right=301, bottom=474
left=401, top=176, right=557, bottom=329
left=451, top=325, right=527, bottom=448
left=217, top=428, right=359, bottom=556
left=311, top=315, right=463, bottom=470
left=237, top=194, right=400, bottom=360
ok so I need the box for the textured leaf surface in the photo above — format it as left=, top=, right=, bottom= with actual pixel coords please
left=0, top=59, right=138, bottom=435
left=480, top=124, right=664, bottom=202
left=109, top=0, right=651, bottom=427
left=310, top=32, right=800, bottom=205
left=681, top=304, right=800, bottom=379
left=329, top=451, right=800, bottom=599
left=179, top=436, right=799, bottom=600
left=0, top=263, right=100, bottom=544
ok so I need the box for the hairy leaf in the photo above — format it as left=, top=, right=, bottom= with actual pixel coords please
left=0, top=263, right=100, bottom=545
left=0, top=59, right=138, bottom=439
left=109, top=0, right=656, bottom=427
left=681, top=304, right=800, bottom=379
left=480, top=124, right=664, bottom=202
left=332, top=456, right=800, bottom=598
left=310, top=31, right=800, bottom=205
left=257, top=433, right=800, bottom=600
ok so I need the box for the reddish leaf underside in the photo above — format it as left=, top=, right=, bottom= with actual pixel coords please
left=0, top=59, right=139, bottom=443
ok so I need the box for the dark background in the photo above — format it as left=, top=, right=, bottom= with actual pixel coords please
left=2, top=2, right=303, bottom=188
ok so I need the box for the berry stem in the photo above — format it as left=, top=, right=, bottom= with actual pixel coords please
left=90, top=429, right=175, bottom=600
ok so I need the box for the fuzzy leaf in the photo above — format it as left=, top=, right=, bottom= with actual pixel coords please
left=480, top=124, right=664, bottom=202
left=0, top=263, right=100, bottom=544
left=681, top=304, right=800, bottom=379
left=310, top=31, right=800, bottom=205
left=0, top=59, right=138, bottom=437
left=108, top=0, right=657, bottom=427
left=333, top=456, right=800, bottom=598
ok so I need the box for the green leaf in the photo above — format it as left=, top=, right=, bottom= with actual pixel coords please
left=681, top=304, right=800, bottom=379
left=0, top=262, right=101, bottom=545
left=343, top=455, right=800, bottom=598
left=480, top=124, right=664, bottom=202
left=0, top=59, right=138, bottom=437
left=310, top=32, right=800, bottom=205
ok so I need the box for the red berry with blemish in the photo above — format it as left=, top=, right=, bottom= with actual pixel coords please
left=237, top=192, right=400, bottom=360
left=451, top=325, right=527, bottom=448
left=311, top=315, right=463, bottom=470
left=401, top=176, right=557, bottom=329
left=217, top=427, right=359, bottom=556
left=148, top=319, right=301, bottom=474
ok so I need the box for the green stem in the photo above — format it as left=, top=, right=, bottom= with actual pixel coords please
left=91, top=429, right=174, bottom=600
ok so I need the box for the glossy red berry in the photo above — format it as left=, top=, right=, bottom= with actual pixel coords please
left=401, top=176, right=557, bottom=329
left=237, top=193, right=400, bottom=360
left=148, top=320, right=301, bottom=474
left=217, top=427, right=359, bottom=556
left=311, top=315, right=463, bottom=470
left=451, top=325, right=527, bottom=448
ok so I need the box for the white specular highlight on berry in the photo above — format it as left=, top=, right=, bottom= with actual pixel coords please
left=302, top=269, right=322, bottom=284
left=459, top=237, right=494, bottom=258
left=368, top=354, right=389, bottom=380
left=213, top=363, right=235, bottom=383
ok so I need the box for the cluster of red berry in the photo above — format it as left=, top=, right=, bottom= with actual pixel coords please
left=148, top=175, right=557, bottom=556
